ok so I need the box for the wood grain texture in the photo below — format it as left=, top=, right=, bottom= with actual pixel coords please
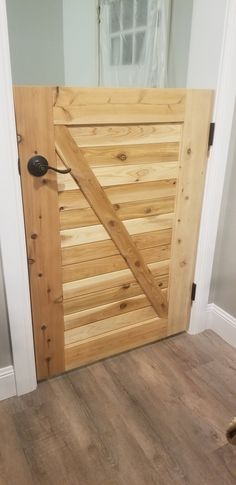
left=65, top=317, right=167, bottom=369
left=58, top=161, right=178, bottom=191
left=14, top=87, right=64, bottom=380
left=68, top=123, right=182, bottom=146
left=167, top=90, right=214, bottom=335
left=61, top=229, right=172, bottom=265
left=53, top=87, right=186, bottom=125
left=60, top=196, right=175, bottom=230
left=63, top=278, right=168, bottom=316
left=55, top=126, right=168, bottom=318
left=1, top=331, right=235, bottom=485
left=62, top=245, right=170, bottom=283
left=58, top=180, right=177, bottom=209
left=63, top=260, right=169, bottom=301
left=65, top=306, right=159, bottom=345
left=69, top=142, right=180, bottom=167
left=60, top=214, right=174, bottom=247
left=64, top=294, right=151, bottom=330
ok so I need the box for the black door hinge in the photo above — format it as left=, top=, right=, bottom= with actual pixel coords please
left=191, top=282, right=197, bottom=302
left=208, top=122, right=215, bottom=150
left=18, top=157, right=21, bottom=175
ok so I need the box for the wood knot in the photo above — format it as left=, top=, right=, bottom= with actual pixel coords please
left=117, top=153, right=127, bottom=161
left=120, top=302, right=127, bottom=310
left=135, top=260, right=141, bottom=267
left=123, top=284, right=130, bottom=290
left=114, top=203, right=120, bottom=211
left=31, top=233, right=38, bottom=239
left=145, top=207, right=152, bottom=214
left=109, top=220, right=115, bottom=227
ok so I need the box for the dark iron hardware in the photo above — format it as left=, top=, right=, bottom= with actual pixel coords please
left=208, top=122, right=215, bottom=150
left=27, top=155, right=71, bottom=177
left=191, top=282, right=197, bottom=302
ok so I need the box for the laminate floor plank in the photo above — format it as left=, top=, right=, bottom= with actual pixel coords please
left=0, top=330, right=236, bottom=484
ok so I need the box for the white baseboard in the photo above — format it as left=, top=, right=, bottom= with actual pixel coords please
left=207, top=303, right=236, bottom=348
left=0, top=365, right=16, bottom=401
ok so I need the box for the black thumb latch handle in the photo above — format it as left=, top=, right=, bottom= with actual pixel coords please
left=27, top=155, right=71, bottom=177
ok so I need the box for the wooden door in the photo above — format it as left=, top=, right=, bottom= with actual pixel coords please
left=14, top=87, right=213, bottom=380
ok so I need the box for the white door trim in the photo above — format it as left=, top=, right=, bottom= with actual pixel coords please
left=189, top=0, right=236, bottom=334
left=0, top=0, right=37, bottom=395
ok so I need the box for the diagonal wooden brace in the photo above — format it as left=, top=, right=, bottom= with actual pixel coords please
left=55, top=125, right=168, bottom=318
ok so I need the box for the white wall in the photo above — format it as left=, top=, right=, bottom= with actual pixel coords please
left=187, top=0, right=227, bottom=88
left=168, top=0, right=193, bottom=88
left=6, top=0, right=65, bottom=85
left=209, top=102, right=236, bottom=317
left=63, top=0, right=98, bottom=86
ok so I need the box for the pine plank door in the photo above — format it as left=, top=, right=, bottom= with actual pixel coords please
left=14, top=87, right=213, bottom=380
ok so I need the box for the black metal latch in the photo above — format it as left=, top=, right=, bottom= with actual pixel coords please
left=27, top=155, right=71, bottom=177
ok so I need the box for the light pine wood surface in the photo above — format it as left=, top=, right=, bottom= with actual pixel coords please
left=14, top=87, right=65, bottom=381
left=14, top=87, right=213, bottom=377
left=0, top=331, right=235, bottom=485
left=55, top=125, right=169, bottom=321
left=53, top=87, right=186, bottom=125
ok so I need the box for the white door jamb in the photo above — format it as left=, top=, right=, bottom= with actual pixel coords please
left=189, top=0, right=236, bottom=334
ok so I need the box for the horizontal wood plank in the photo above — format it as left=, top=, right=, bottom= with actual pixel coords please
left=63, top=260, right=169, bottom=300
left=64, top=281, right=145, bottom=315
left=63, top=278, right=168, bottom=315
left=61, top=228, right=172, bottom=265
left=60, top=213, right=174, bottom=247
left=58, top=162, right=178, bottom=191
left=60, top=196, right=175, bottom=230
left=64, top=294, right=151, bottom=330
left=68, top=142, right=180, bottom=167
left=53, top=88, right=186, bottom=125
left=58, top=180, right=177, bottom=209
left=65, top=317, right=167, bottom=370
left=68, top=124, right=182, bottom=147
left=65, top=307, right=158, bottom=345
left=62, top=245, right=170, bottom=283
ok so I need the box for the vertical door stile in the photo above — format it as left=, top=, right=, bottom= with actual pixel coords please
left=167, top=90, right=214, bottom=335
left=14, top=87, right=65, bottom=380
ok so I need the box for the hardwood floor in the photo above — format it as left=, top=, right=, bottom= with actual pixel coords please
left=0, top=330, right=236, bottom=484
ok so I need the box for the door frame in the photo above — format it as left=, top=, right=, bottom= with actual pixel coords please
left=188, top=0, right=236, bottom=334
left=0, top=0, right=235, bottom=395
